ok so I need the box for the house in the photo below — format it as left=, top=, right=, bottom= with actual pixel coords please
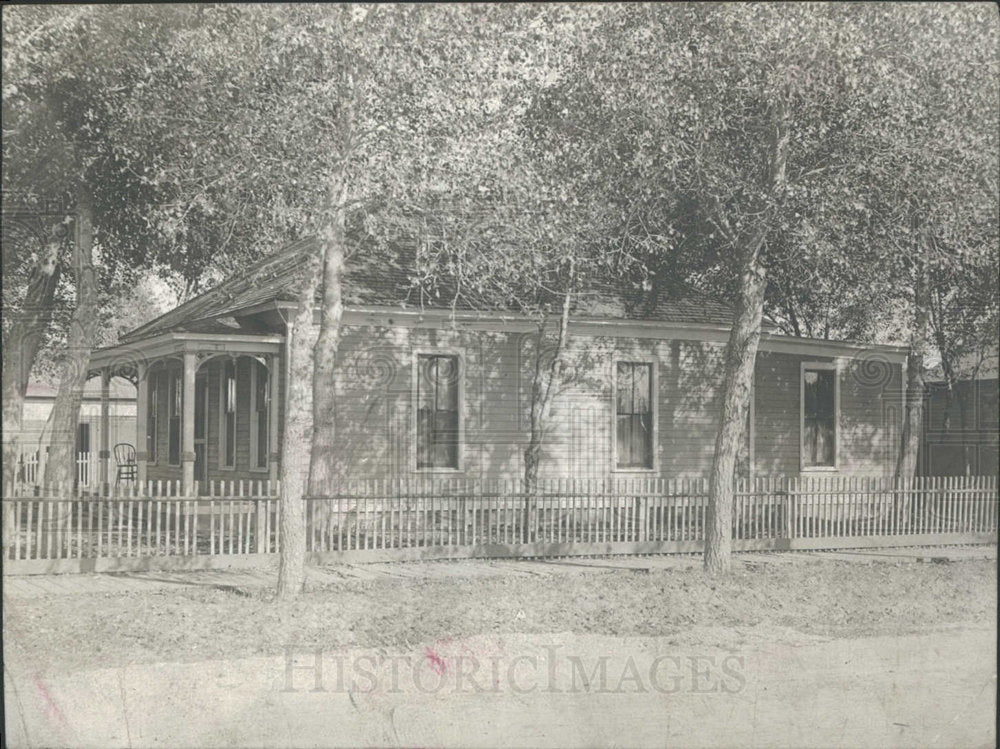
left=14, top=377, right=136, bottom=487
left=921, top=350, right=999, bottom=476
left=86, top=238, right=909, bottom=495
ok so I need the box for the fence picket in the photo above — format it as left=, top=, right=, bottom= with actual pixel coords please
left=959, top=475, right=968, bottom=533
left=44, top=493, right=52, bottom=560
left=26, top=497, right=35, bottom=560
left=944, top=476, right=951, bottom=533
left=981, top=477, right=986, bottom=531
left=977, top=476, right=985, bottom=532
left=13, top=498, right=22, bottom=561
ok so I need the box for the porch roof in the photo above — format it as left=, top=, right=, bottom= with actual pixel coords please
left=87, top=331, right=284, bottom=380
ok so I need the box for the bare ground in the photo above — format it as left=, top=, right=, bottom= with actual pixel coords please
left=4, top=556, right=995, bottom=674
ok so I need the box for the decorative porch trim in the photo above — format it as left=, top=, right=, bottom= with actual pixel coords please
left=88, top=332, right=284, bottom=376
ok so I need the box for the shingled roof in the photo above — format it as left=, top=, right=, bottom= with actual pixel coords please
left=123, top=237, right=746, bottom=342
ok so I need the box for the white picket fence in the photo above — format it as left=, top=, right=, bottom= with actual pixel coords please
left=2, top=475, right=996, bottom=574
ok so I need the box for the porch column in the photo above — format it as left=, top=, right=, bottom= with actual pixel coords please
left=99, top=368, right=111, bottom=491
left=268, top=353, right=281, bottom=483
left=136, top=362, right=148, bottom=486
left=182, top=352, right=196, bottom=495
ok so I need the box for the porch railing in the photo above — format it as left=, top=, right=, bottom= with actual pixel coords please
left=15, top=451, right=101, bottom=488
left=2, top=475, right=996, bottom=573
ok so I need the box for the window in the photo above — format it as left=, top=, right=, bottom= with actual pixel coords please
left=802, top=364, right=837, bottom=468
left=251, top=361, right=269, bottom=471
left=147, top=372, right=159, bottom=463
left=168, top=373, right=181, bottom=465
left=416, top=354, right=459, bottom=469
left=220, top=360, right=237, bottom=469
left=616, top=361, right=653, bottom=469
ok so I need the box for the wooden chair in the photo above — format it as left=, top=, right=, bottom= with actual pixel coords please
left=114, top=442, right=138, bottom=486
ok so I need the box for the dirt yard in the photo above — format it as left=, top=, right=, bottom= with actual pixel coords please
left=4, top=556, right=995, bottom=674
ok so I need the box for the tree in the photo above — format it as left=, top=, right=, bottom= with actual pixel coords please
left=564, top=4, right=899, bottom=572
left=1, top=208, right=68, bottom=547
left=1, top=210, right=67, bottom=488
left=927, top=250, right=999, bottom=439
left=141, top=4, right=577, bottom=596
left=846, top=5, right=999, bottom=480
left=3, top=7, right=99, bottom=488
left=545, top=3, right=994, bottom=571
left=2, top=6, right=276, bottom=487
left=421, top=71, right=646, bottom=528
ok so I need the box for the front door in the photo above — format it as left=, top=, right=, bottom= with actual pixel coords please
left=194, top=376, right=209, bottom=483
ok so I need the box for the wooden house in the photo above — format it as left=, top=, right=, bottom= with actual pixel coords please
left=86, top=238, right=909, bottom=494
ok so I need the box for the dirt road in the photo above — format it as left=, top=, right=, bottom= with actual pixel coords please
left=4, top=624, right=995, bottom=748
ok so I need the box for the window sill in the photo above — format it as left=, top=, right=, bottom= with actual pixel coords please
left=612, top=466, right=657, bottom=474
left=413, top=467, right=464, bottom=474
left=800, top=466, right=838, bottom=473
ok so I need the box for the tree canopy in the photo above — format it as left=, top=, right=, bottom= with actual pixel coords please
left=3, top=3, right=997, bottom=576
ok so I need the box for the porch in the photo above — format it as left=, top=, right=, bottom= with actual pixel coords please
left=87, top=331, right=285, bottom=495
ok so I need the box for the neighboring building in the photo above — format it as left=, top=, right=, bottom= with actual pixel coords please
left=921, top=351, right=999, bottom=477
left=15, top=378, right=137, bottom=486
left=87, top=238, right=908, bottom=494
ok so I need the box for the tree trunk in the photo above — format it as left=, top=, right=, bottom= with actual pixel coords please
left=308, top=171, right=347, bottom=497
left=931, top=317, right=976, bottom=474
left=2, top=236, right=62, bottom=485
left=704, top=250, right=768, bottom=574
left=704, top=104, right=788, bottom=575
left=2, top=233, right=62, bottom=550
left=895, top=268, right=930, bottom=481
left=522, top=273, right=573, bottom=538
left=276, top=249, right=322, bottom=601
left=43, top=192, right=99, bottom=491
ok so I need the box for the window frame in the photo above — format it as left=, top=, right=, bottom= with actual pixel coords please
left=411, top=349, right=464, bottom=473
left=249, top=359, right=270, bottom=472
left=219, top=359, right=237, bottom=470
left=611, top=357, right=658, bottom=473
left=800, top=360, right=840, bottom=472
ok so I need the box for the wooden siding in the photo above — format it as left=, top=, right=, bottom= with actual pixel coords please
left=753, top=350, right=903, bottom=477
left=331, top=326, right=735, bottom=480
left=142, top=323, right=903, bottom=484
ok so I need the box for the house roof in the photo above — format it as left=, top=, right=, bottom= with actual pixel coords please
left=122, top=237, right=751, bottom=343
